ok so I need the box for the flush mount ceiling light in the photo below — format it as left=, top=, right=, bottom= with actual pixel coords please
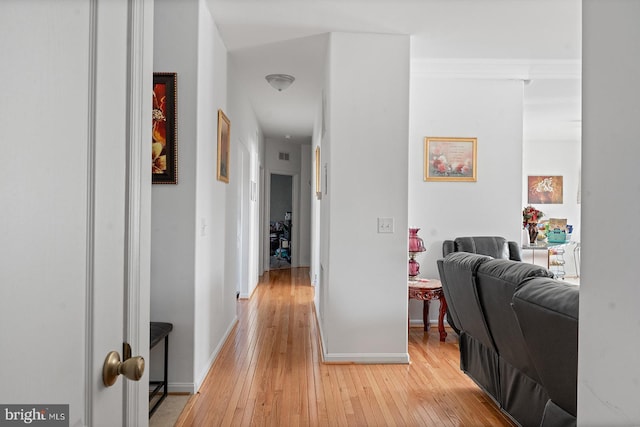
left=265, top=74, right=295, bottom=92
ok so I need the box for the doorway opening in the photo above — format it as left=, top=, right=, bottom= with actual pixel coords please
left=269, top=174, right=293, bottom=269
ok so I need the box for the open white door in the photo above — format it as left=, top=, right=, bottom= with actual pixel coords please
left=0, top=1, right=152, bottom=426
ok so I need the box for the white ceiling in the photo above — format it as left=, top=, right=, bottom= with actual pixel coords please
left=208, top=0, right=582, bottom=143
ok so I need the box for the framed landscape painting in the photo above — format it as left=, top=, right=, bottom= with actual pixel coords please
left=424, top=137, right=477, bottom=182
left=152, top=72, right=178, bottom=184
left=217, top=109, right=230, bottom=183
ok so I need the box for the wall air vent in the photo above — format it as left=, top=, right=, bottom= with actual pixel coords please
left=278, top=152, right=290, bottom=161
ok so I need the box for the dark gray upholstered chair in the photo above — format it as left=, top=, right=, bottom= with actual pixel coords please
left=441, top=236, right=523, bottom=335
left=442, top=236, right=522, bottom=262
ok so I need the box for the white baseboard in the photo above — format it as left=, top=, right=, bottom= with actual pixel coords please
left=167, top=382, right=196, bottom=394
left=314, top=302, right=409, bottom=364
left=193, top=316, right=238, bottom=392
left=239, top=281, right=260, bottom=300
left=322, top=352, right=410, bottom=364
left=409, top=319, right=452, bottom=327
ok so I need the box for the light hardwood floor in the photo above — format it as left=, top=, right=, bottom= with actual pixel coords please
left=176, top=268, right=514, bottom=426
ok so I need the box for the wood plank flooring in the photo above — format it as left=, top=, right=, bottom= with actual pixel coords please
left=176, top=268, right=514, bottom=426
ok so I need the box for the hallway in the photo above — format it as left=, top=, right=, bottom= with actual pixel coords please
left=176, top=268, right=513, bottom=426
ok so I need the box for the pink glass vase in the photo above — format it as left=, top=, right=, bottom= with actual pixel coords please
left=409, top=228, right=426, bottom=253
left=408, top=228, right=426, bottom=278
left=408, top=257, right=420, bottom=277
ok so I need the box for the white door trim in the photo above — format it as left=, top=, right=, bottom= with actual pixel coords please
left=123, top=0, right=153, bottom=424
left=84, top=0, right=152, bottom=424
left=84, top=1, right=99, bottom=422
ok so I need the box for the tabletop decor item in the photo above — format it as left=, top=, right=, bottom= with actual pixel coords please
left=523, top=205, right=544, bottom=244
left=408, top=228, right=427, bottom=279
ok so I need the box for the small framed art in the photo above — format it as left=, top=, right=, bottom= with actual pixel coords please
left=528, top=175, right=563, bottom=204
left=424, top=137, right=477, bottom=182
left=152, top=72, right=178, bottom=184
left=217, top=109, right=230, bottom=183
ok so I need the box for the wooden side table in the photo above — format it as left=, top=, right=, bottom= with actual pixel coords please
left=408, top=278, right=447, bottom=341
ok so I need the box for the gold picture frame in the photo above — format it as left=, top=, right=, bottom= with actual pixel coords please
left=424, top=137, right=477, bottom=182
left=315, top=146, right=321, bottom=199
left=217, top=109, right=230, bottom=183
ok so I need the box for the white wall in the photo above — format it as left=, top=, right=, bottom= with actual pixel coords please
left=152, top=0, right=243, bottom=392
left=266, top=139, right=313, bottom=269
left=264, top=138, right=312, bottom=268
left=408, top=71, right=524, bottom=324
left=311, top=44, right=330, bottom=304
left=319, top=32, right=410, bottom=362
left=580, top=2, right=640, bottom=424
left=316, top=57, right=331, bottom=334
left=265, top=138, right=303, bottom=173
left=152, top=0, right=198, bottom=392
left=299, top=144, right=312, bottom=267
left=523, top=141, right=581, bottom=242
left=522, top=139, right=581, bottom=276
left=227, top=54, right=264, bottom=299
left=192, top=0, right=236, bottom=390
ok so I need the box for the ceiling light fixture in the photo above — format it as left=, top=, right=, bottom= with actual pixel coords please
left=265, top=74, right=295, bottom=92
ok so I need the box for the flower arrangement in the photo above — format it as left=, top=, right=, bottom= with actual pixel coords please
left=522, top=205, right=544, bottom=228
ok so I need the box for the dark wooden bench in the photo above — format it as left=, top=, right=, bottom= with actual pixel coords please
left=149, top=322, right=173, bottom=417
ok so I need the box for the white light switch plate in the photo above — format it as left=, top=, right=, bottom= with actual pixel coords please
left=378, top=217, right=394, bottom=233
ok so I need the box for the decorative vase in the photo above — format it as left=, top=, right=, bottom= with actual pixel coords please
left=408, top=256, right=420, bottom=278
left=409, top=228, right=426, bottom=252
left=527, top=223, right=539, bottom=245
left=408, top=228, right=426, bottom=278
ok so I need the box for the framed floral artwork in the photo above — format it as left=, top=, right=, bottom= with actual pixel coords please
left=528, top=175, right=563, bottom=204
left=152, top=72, right=178, bottom=184
left=424, top=137, right=477, bottom=182
left=217, top=109, right=230, bottom=183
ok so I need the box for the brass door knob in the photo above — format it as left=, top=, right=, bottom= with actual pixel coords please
left=103, top=351, right=145, bottom=387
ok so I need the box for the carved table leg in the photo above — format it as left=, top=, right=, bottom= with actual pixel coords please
left=423, top=300, right=430, bottom=331
left=438, top=295, right=448, bottom=342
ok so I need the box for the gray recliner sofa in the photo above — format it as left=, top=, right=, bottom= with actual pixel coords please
left=512, top=278, right=579, bottom=426
left=442, top=236, right=523, bottom=334
left=437, top=252, right=579, bottom=427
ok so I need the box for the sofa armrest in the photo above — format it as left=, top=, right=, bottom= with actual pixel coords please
left=442, top=240, right=455, bottom=257
left=508, top=241, right=523, bottom=261
left=512, top=278, right=579, bottom=417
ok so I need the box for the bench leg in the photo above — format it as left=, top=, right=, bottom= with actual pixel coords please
left=149, top=335, right=170, bottom=417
